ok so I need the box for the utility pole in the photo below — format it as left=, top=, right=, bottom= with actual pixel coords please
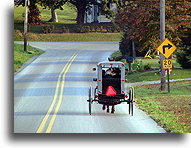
left=159, top=0, right=166, bottom=91
left=24, top=0, right=29, bottom=52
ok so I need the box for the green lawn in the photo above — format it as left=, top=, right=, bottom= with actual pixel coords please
left=14, top=3, right=77, bottom=24
left=134, top=81, right=191, bottom=133
left=14, top=43, right=44, bottom=72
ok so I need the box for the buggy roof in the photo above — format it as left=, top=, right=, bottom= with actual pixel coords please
left=97, top=61, right=125, bottom=68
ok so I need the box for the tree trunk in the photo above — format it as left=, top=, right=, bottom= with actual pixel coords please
left=49, top=7, right=58, bottom=22
left=132, top=39, right=136, bottom=58
left=77, top=7, right=86, bottom=25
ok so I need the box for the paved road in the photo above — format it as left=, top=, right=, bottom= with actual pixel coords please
left=14, top=42, right=165, bottom=133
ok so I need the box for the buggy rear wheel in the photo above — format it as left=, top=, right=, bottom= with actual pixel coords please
left=128, top=87, right=134, bottom=116
left=88, top=87, right=92, bottom=115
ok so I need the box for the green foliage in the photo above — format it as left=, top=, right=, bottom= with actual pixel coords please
left=119, top=30, right=145, bottom=57
left=100, top=0, right=125, bottom=19
left=119, top=32, right=132, bottom=57
left=143, top=63, right=151, bottom=70
left=62, top=26, right=70, bottom=33
left=70, top=25, right=91, bottom=33
left=180, top=28, right=191, bottom=46
left=176, top=29, right=191, bottom=69
left=150, top=54, right=157, bottom=59
left=79, top=26, right=90, bottom=33
left=39, top=0, right=67, bottom=10
left=132, top=59, right=143, bottom=71
left=41, top=24, right=55, bottom=33
left=105, top=25, right=117, bottom=33
left=111, top=50, right=124, bottom=61
left=176, top=46, right=191, bottom=69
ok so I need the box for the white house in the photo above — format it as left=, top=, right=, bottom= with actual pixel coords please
left=84, top=1, right=117, bottom=23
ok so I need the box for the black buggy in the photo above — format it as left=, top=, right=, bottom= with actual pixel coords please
left=87, top=61, right=134, bottom=115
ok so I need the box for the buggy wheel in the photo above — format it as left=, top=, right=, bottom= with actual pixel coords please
left=128, top=90, right=131, bottom=115
left=130, top=99, right=133, bottom=116
left=89, top=99, right=92, bottom=115
left=130, top=87, right=134, bottom=116
left=128, top=87, right=134, bottom=116
left=88, top=87, right=92, bottom=115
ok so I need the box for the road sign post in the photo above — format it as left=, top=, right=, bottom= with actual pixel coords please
left=157, top=40, right=176, bottom=93
left=167, top=68, right=170, bottom=93
left=24, top=0, right=30, bottom=52
left=162, top=59, right=172, bottom=93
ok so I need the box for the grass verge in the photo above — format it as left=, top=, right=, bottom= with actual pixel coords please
left=126, top=69, right=191, bottom=83
left=14, top=32, right=121, bottom=42
left=14, top=43, right=44, bottom=72
left=135, top=81, right=191, bottom=133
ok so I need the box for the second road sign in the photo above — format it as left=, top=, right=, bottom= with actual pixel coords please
left=157, top=39, right=176, bottom=58
left=163, top=59, right=172, bottom=69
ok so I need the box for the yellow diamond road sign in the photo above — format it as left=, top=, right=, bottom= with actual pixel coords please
left=157, top=39, right=176, bottom=58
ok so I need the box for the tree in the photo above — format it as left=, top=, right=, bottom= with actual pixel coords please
left=176, top=45, right=191, bottom=69
left=15, top=0, right=41, bottom=25
left=115, top=0, right=191, bottom=55
left=39, top=0, right=67, bottom=22
left=28, top=4, right=41, bottom=25
left=100, top=0, right=131, bottom=21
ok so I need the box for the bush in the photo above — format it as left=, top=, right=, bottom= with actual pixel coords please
left=106, top=26, right=116, bottom=33
left=100, top=26, right=104, bottom=32
left=94, top=26, right=99, bottom=32
left=79, top=26, right=90, bottom=33
left=176, top=46, right=191, bottom=69
left=70, top=26, right=80, bottom=33
left=69, top=26, right=90, bottom=33
left=150, top=54, right=157, bottom=59
left=144, top=64, right=151, bottom=70
left=111, top=50, right=124, bottom=61
left=41, top=25, right=55, bottom=34
left=62, top=26, right=69, bottom=33
left=132, top=59, right=143, bottom=71
left=119, top=32, right=132, bottom=57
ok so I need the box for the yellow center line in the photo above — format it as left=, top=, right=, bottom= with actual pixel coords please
left=36, top=53, right=77, bottom=133
left=45, top=54, right=78, bottom=133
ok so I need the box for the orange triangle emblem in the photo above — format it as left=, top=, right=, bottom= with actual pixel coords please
left=106, top=86, right=116, bottom=96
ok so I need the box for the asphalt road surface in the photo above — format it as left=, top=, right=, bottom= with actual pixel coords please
left=14, top=42, right=166, bottom=133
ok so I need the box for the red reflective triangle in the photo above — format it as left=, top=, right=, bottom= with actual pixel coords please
left=106, top=86, right=116, bottom=96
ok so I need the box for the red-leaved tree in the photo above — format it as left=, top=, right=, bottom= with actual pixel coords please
left=115, top=0, right=191, bottom=55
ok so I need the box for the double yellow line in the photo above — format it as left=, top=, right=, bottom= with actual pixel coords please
left=36, top=53, right=78, bottom=133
